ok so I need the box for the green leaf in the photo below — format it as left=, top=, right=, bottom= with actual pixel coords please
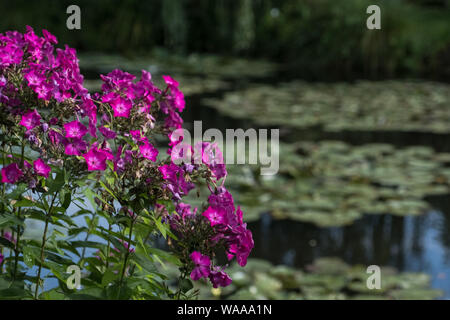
left=13, top=198, right=40, bottom=208
left=22, top=246, right=36, bottom=268
left=6, top=184, right=27, bottom=200
left=61, top=190, right=72, bottom=210
left=43, top=250, right=74, bottom=266
left=101, top=269, right=118, bottom=287
left=153, top=216, right=167, bottom=239
left=47, top=170, right=65, bottom=194
left=136, top=235, right=149, bottom=257
left=0, top=237, right=14, bottom=249
left=40, top=289, right=66, bottom=300
left=180, top=278, right=194, bottom=293
left=131, top=252, right=158, bottom=274
left=44, top=260, right=70, bottom=283
left=98, top=181, right=118, bottom=200
left=147, top=248, right=181, bottom=266
left=0, top=214, right=24, bottom=227
left=83, top=188, right=98, bottom=211
left=68, top=287, right=106, bottom=300
left=0, top=287, right=29, bottom=299
left=70, top=240, right=104, bottom=250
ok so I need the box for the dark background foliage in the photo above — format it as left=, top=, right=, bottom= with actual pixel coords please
left=0, top=0, right=449, bottom=81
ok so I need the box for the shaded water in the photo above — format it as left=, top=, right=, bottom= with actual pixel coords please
left=182, top=98, right=450, bottom=299
left=248, top=195, right=450, bottom=299
left=181, top=103, right=450, bottom=299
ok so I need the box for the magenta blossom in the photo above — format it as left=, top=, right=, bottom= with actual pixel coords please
left=227, top=227, right=254, bottom=267
left=19, top=110, right=41, bottom=130
left=42, top=29, right=57, bottom=44
left=209, top=268, right=232, bottom=288
left=24, top=70, right=45, bottom=88
left=0, top=43, right=23, bottom=67
left=83, top=147, right=109, bottom=171
left=3, top=231, right=14, bottom=243
left=130, top=130, right=146, bottom=142
left=33, top=158, right=51, bottom=178
left=110, top=97, right=132, bottom=118
left=162, top=75, right=179, bottom=88
left=115, top=239, right=135, bottom=254
left=176, top=202, right=195, bottom=220
left=139, top=142, right=158, bottom=161
left=1, top=163, right=23, bottom=184
left=208, top=187, right=236, bottom=224
left=99, top=126, right=116, bottom=139
left=64, top=138, right=87, bottom=156
left=24, top=160, right=32, bottom=169
left=158, top=163, right=195, bottom=200
left=202, top=206, right=227, bottom=227
left=190, top=251, right=211, bottom=281
left=34, top=83, right=52, bottom=101
left=48, top=129, right=64, bottom=145
left=64, top=120, right=87, bottom=139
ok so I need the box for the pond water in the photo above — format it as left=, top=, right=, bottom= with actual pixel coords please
left=183, top=92, right=450, bottom=299
left=248, top=196, right=450, bottom=299
left=182, top=102, right=450, bottom=299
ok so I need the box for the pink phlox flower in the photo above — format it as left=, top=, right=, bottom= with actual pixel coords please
left=64, top=138, right=88, bottom=156
left=64, top=120, right=87, bottom=139
left=19, top=109, right=41, bottom=130
left=99, top=126, right=116, bottom=139
left=42, top=29, right=57, bottom=45
left=189, top=251, right=210, bottom=281
left=33, top=158, right=51, bottom=178
left=202, top=206, right=227, bottom=227
left=208, top=267, right=232, bottom=288
left=139, top=141, right=158, bottom=161
left=158, top=164, right=194, bottom=200
left=1, top=163, right=23, bottom=184
left=110, top=96, right=132, bottom=118
left=83, top=147, right=109, bottom=171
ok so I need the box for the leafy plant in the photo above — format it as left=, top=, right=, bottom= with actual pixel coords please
left=0, top=27, right=253, bottom=300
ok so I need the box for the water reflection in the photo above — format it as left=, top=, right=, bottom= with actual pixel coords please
left=248, top=195, right=450, bottom=298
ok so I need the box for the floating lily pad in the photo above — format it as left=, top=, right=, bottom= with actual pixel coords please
left=203, top=81, right=450, bottom=134
left=201, top=141, right=450, bottom=227
left=194, top=257, right=442, bottom=300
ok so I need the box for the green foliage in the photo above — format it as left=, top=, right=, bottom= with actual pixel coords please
left=0, top=135, right=183, bottom=300
left=0, top=0, right=448, bottom=79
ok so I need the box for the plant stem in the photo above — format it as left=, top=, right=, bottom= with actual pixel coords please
left=105, top=222, right=112, bottom=270
left=12, top=208, right=21, bottom=281
left=34, top=192, right=58, bottom=300
left=79, top=211, right=97, bottom=265
left=128, top=231, right=152, bottom=278
left=1, top=138, right=6, bottom=273
left=176, top=272, right=186, bottom=300
left=13, top=136, right=25, bottom=281
left=118, top=218, right=135, bottom=298
left=0, top=230, right=3, bottom=274
left=34, top=215, right=50, bottom=299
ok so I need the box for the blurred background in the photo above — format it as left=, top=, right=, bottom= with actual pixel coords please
left=2, top=0, right=450, bottom=299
